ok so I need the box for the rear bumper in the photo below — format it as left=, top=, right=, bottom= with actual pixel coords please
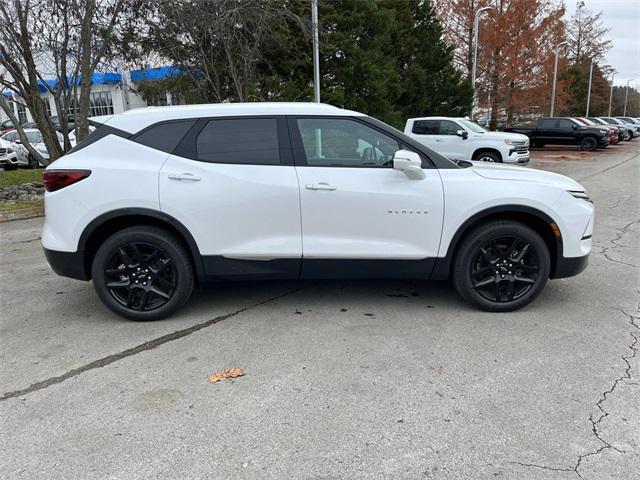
left=552, top=254, right=589, bottom=279
left=43, top=247, right=89, bottom=281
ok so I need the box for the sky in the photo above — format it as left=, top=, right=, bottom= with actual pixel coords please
left=564, top=0, right=640, bottom=87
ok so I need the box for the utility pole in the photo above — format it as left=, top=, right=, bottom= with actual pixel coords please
left=608, top=72, right=615, bottom=116
left=311, top=0, right=320, bottom=103
left=550, top=41, right=568, bottom=116
left=471, top=6, right=492, bottom=119
left=623, top=79, right=634, bottom=116
left=585, top=60, right=594, bottom=116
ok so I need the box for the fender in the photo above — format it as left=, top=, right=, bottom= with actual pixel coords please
left=78, top=207, right=205, bottom=279
left=430, top=204, right=563, bottom=280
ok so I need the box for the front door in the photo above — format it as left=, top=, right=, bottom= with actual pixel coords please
left=289, top=116, right=445, bottom=279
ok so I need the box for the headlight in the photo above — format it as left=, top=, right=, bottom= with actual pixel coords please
left=568, top=190, right=592, bottom=203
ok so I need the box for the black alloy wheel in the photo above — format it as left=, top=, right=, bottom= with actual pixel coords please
left=92, top=226, right=194, bottom=321
left=470, top=236, right=539, bottom=303
left=104, top=242, right=176, bottom=311
left=453, top=220, right=550, bottom=312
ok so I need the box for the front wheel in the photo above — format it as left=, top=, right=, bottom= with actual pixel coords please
left=579, top=136, right=598, bottom=151
left=452, top=220, right=550, bottom=312
left=474, top=151, right=502, bottom=163
left=91, top=226, right=195, bottom=321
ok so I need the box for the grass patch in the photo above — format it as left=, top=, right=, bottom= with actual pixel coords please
left=0, top=168, right=44, bottom=187
left=0, top=198, right=44, bottom=212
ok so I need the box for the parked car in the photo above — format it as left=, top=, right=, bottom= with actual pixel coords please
left=404, top=117, right=529, bottom=164
left=587, top=117, right=629, bottom=142
left=0, top=138, right=20, bottom=170
left=597, top=117, right=639, bottom=140
left=574, top=117, right=618, bottom=144
left=42, top=103, right=594, bottom=321
left=1, top=128, right=66, bottom=167
left=616, top=117, right=640, bottom=126
left=504, top=117, right=610, bottom=151
left=1, top=119, right=15, bottom=133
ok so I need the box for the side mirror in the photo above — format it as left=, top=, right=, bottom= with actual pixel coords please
left=456, top=129, right=468, bottom=139
left=393, top=150, right=425, bottom=180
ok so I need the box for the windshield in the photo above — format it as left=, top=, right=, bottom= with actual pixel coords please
left=458, top=119, right=488, bottom=134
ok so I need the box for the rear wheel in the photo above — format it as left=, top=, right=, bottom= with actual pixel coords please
left=91, top=226, right=194, bottom=321
left=452, top=221, right=550, bottom=312
left=579, top=136, right=598, bottom=151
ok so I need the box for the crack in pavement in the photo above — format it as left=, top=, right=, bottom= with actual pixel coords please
left=512, top=304, right=639, bottom=479
left=593, top=218, right=640, bottom=269
left=572, top=305, right=639, bottom=478
left=0, top=287, right=302, bottom=402
left=577, top=151, right=640, bottom=182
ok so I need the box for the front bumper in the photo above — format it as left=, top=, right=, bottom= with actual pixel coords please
left=597, top=137, right=610, bottom=147
left=43, top=247, right=89, bottom=281
left=506, top=149, right=530, bottom=165
left=552, top=254, right=589, bottom=279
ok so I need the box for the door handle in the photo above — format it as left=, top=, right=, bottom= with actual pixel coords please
left=305, top=182, right=336, bottom=191
left=168, top=173, right=201, bottom=182
left=435, top=139, right=444, bottom=142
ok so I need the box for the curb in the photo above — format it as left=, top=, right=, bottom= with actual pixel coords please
left=0, top=208, right=44, bottom=223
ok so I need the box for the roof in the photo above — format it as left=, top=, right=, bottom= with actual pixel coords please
left=130, top=66, right=183, bottom=82
left=37, top=73, right=121, bottom=93
left=103, top=102, right=365, bottom=133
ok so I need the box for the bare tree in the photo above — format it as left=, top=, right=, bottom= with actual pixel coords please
left=141, top=0, right=306, bottom=103
left=0, top=0, right=134, bottom=164
left=566, top=0, right=612, bottom=63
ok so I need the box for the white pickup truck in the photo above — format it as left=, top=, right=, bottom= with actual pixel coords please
left=404, top=116, right=530, bottom=164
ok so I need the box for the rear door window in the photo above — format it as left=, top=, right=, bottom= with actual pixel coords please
left=195, top=118, right=280, bottom=165
left=412, top=120, right=439, bottom=135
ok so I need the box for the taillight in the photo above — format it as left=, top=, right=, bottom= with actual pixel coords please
left=43, top=170, right=91, bottom=192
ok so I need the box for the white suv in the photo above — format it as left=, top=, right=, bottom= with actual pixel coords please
left=405, top=117, right=530, bottom=164
left=42, top=103, right=593, bottom=320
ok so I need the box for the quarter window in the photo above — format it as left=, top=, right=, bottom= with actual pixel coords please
left=196, top=118, right=280, bottom=165
left=296, top=118, right=400, bottom=167
left=134, top=120, right=195, bottom=154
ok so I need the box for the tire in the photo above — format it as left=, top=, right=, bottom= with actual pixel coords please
left=91, top=226, right=195, bottom=321
left=626, top=131, right=633, bottom=141
left=452, top=220, right=550, bottom=312
left=474, top=151, right=502, bottom=163
left=579, top=136, right=598, bottom=151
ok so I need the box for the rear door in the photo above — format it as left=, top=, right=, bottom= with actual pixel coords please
left=158, top=116, right=302, bottom=280
left=290, top=116, right=444, bottom=279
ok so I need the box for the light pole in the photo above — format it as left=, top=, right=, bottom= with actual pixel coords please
left=585, top=60, right=594, bottom=116
left=550, top=41, right=568, bottom=117
left=471, top=6, right=492, bottom=119
left=623, top=79, right=634, bottom=116
left=608, top=71, right=615, bottom=116
left=311, top=0, right=320, bottom=103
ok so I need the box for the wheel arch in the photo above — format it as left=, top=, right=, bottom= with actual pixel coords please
left=78, top=208, right=204, bottom=280
left=472, top=147, right=503, bottom=162
left=430, top=205, right=563, bottom=280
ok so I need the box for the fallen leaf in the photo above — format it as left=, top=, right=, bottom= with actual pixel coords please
left=209, top=368, right=246, bottom=384
left=435, top=366, right=444, bottom=374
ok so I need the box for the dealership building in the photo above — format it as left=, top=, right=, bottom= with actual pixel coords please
left=0, top=67, right=181, bottom=125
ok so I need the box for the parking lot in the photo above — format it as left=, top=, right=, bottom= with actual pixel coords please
left=0, top=145, right=638, bottom=479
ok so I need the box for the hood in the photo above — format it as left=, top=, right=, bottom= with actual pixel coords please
left=470, top=161, right=584, bottom=191
left=0, top=139, right=13, bottom=149
left=477, top=131, right=529, bottom=143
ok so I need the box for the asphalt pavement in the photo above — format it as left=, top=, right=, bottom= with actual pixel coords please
left=1, top=144, right=638, bottom=479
